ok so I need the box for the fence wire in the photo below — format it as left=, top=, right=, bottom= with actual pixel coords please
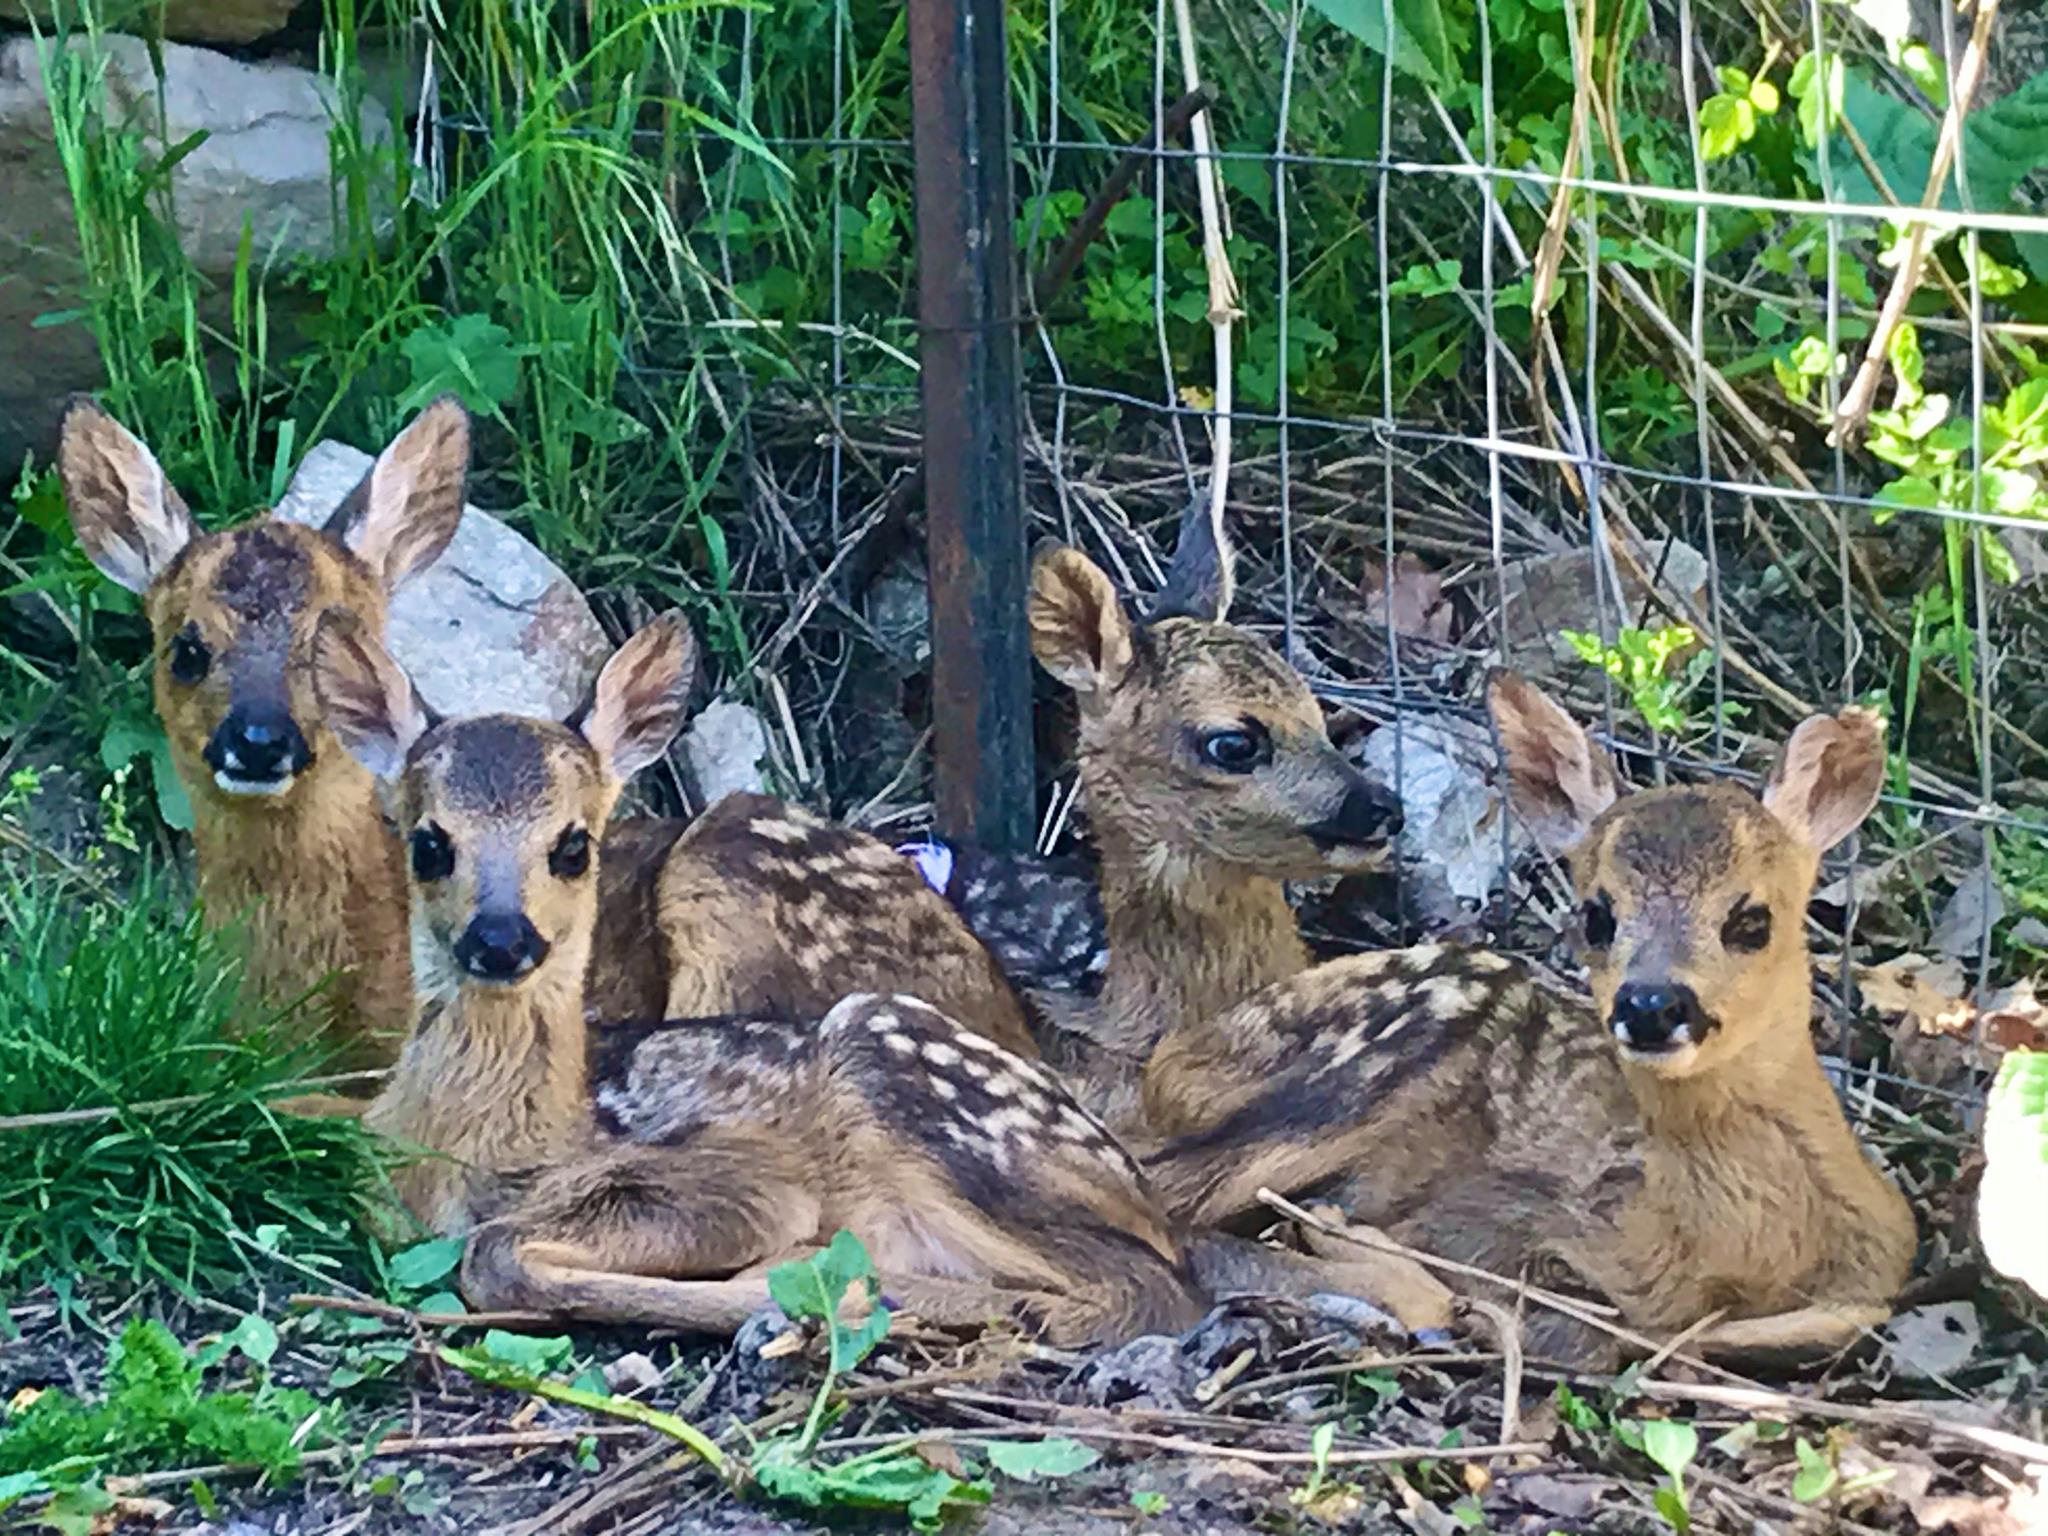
left=433, top=0, right=2048, bottom=1104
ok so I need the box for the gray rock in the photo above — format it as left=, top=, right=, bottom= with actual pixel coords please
left=681, top=699, right=772, bottom=808
left=274, top=440, right=611, bottom=722
left=0, top=34, right=391, bottom=468
left=1, top=0, right=303, bottom=45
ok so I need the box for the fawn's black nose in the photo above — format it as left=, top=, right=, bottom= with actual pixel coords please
left=1309, top=775, right=1405, bottom=847
left=455, top=911, right=550, bottom=982
left=203, top=705, right=312, bottom=787
left=1609, top=981, right=1709, bottom=1053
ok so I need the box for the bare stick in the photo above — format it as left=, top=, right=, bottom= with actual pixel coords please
left=1833, top=0, right=2003, bottom=442
left=1168, top=0, right=1243, bottom=551
left=290, top=1292, right=559, bottom=1331
left=1635, top=1378, right=2048, bottom=1465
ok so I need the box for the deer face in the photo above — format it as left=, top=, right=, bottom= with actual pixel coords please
left=1029, top=501, right=1400, bottom=879
left=313, top=611, right=697, bottom=999
left=62, top=397, right=469, bottom=810
left=1490, top=672, right=1884, bottom=1078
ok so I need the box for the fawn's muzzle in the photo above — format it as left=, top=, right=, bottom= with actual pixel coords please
left=1307, top=775, right=1404, bottom=848
left=1608, top=981, right=1715, bottom=1055
left=455, top=911, right=551, bottom=982
left=204, top=705, right=313, bottom=792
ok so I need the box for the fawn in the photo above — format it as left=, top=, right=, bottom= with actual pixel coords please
left=586, top=790, right=1038, bottom=1061
left=1016, top=496, right=1402, bottom=1128
left=62, top=396, right=469, bottom=1069
left=312, top=610, right=1448, bottom=1343
left=1141, top=673, right=1918, bottom=1365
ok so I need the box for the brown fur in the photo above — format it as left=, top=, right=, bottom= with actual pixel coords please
left=645, top=796, right=1037, bottom=1058
left=1027, top=537, right=1399, bottom=1132
left=578, top=796, right=1036, bottom=1058
left=62, top=397, right=469, bottom=1071
left=1142, top=674, right=1916, bottom=1366
left=318, top=614, right=1443, bottom=1345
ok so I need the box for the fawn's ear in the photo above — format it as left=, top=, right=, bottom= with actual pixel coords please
left=312, top=610, right=432, bottom=783
left=61, top=396, right=196, bottom=595
left=323, top=395, right=469, bottom=592
left=1029, top=541, right=1135, bottom=694
left=1147, top=489, right=1236, bottom=624
left=578, top=611, right=698, bottom=783
left=1763, top=707, right=1886, bottom=853
left=1488, top=670, right=1620, bottom=854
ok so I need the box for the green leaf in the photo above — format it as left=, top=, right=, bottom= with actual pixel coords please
left=220, top=1313, right=278, bottom=1367
left=1132, top=1491, right=1169, bottom=1515
left=1874, top=475, right=1942, bottom=515
left=398, top=314, right=522, bottom=417
left=1980, top=1048, right=2048, bottom=1298
left=1749, top=76, right=1781, bottom=113
left=1982, top=533, right=2020, bottom=585
left=1653, top=1485, right=1691, bottom=1534
left=767, top=1229, right=890, bottom=1372
left=1640, top=1420, right=1698, bottom=1482
left=1303, top=0, right=1455, bottom=89
left=1792, top=1436, right=1838, bottom=1502
left=1699, top=94, right=1758, bottom=160
left=1823, top=66, right=2048, bottom=215
left=480, top=1330, right=574, bottom=1373
left=0, top=1472, right=48, bottom=1513
left=1789, top=52, right=1845, bottom=148
left=1889, top=321, right=1925, bottom=402
left=388, top=1236, right=465, bottom=1291
left=986, top=1438, right=1101, bottom=1481
left=40, top=1486, right=116, bottom=1536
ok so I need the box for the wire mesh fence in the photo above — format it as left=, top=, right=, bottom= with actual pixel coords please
left=412, top=0, right=2048, bottom=1103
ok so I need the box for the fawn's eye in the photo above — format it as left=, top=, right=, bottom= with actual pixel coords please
left=1583, top=893, right=1617, bottom=949
left=410, top=823, right=455, bottom=882
left=549, top=826, right=591, bottom=880
left=1197, top=722, right=1272, bottom=773
left=168, top=626, right=211, bottom=685
left=1721, top=897, right=1772, bottom=952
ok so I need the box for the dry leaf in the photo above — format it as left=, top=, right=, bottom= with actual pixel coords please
left=914, top=1438, right=969, bottom=1477
left=1859, top=956, right=2048, bottom=1068
left=92, top=1497, right=173, bottom=1533
left=1359, top=554, right=1455, bottom=645
left=1858, top=953, right=1974, bottom=1036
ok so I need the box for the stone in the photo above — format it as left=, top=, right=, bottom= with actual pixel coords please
left=1, top=0, right=304, bottom=46
left=273, top=440, right=611, bottom=722
left=680, top=699, right=772, bottom=808
left=1497, top=535, right=1710, bottom=677
left=1359, top=720, right=1526, bottom=910
left=0, top=34, right=391, bottom=469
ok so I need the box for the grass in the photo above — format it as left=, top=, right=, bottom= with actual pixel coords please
left=0, top=862, right=387, bottom=1300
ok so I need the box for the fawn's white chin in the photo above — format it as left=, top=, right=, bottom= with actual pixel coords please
left=213, top=770, right=296, bottom=798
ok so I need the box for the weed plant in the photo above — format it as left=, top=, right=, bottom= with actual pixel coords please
left=0, top=865, right=386, bottom=1298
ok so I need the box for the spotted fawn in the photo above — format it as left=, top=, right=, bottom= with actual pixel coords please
left=1142, top=673, right=1917, bottom=1365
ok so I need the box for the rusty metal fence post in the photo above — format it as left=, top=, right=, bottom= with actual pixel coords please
left=907, top=0, right=1036, bottom=853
